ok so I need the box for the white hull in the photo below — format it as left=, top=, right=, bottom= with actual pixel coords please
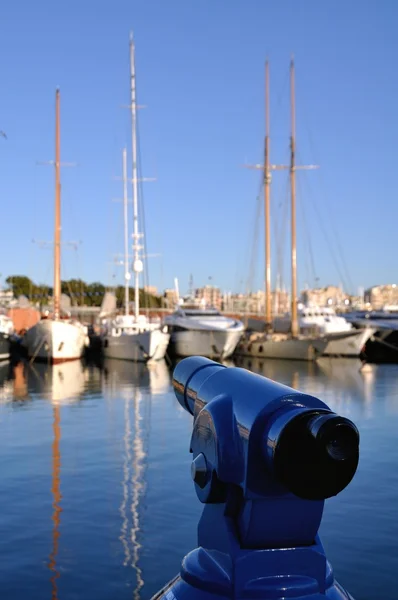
left=236, top=336, right=328, bottom=361
left=322, top=329, right=375, bottom=357
left=170, top=329, right=243, bottom=359
left=24, top=319, right=87, bottom=363
left=102, top=358, right=170, bottom=395
left=102, top=329, right=170, bottom=362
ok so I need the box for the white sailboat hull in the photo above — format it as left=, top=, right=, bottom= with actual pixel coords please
left=170, top=329, right=243, bottom=359
left=24, top=319, right=87, bottom=363
left=322, top=328, right=375, bottom=357
left=102, top=329, right=170, bottom=362
left=236, top=336, right=328, bottom=361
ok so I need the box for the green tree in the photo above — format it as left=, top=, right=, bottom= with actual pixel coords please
left=6, top=275, right=33, bottom=297
left=6, top=275, right=161, bottom=310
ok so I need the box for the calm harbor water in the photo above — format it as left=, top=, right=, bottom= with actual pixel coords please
left=0, top=357, right=397, bottom=600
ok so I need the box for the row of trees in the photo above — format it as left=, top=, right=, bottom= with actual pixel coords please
left=5, top=276, right=162, bottom=309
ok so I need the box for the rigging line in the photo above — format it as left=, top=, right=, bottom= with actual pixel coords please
left=235, top=174, right=262, bottom=296
left=297, top=161, right=349, bottom=292
left=296, top=176, right=317, bottom=286
left=246, top=178, right=264, bottom=294
left=272, top=65, right=291, bottom=147
left=274, top=174, right=290, bottom=292
left=297, top=183, right=314, bottom=289
left=246, top=192, right=262, bottom=295
left=297, top=155, right=350, bottom=292
left=136, top=115, right=150, bottom=316
left=298, top=131, right=354, bottom=292
left=60, top=255, right=75, bottom=307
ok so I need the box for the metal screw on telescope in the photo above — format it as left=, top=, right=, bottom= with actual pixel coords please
left=191, top=453, right=209, bottom=489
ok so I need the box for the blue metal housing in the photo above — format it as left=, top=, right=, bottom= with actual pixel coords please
left=152, top=357, right=358, bottom=600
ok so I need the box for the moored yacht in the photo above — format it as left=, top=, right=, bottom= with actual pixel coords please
left=164, top=306, right=244, bottom=359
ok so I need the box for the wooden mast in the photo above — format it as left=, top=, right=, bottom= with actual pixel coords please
left=54, top=89, right=61, bottom=320
left=264, top=60, right=272, bottom=326
left=290, top=59, right=298, bottom=338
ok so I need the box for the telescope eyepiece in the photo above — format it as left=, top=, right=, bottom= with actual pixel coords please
left=271, top=410, right=359, bottom=501
left=307, top=413, right=359, bottom=462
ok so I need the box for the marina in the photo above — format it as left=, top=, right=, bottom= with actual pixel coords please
left=0, top=3, right=397, bottom=599
left=0, top=39, right=396, bottom=368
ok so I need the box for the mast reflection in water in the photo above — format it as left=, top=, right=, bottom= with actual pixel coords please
left=29, top=360, right=86, bottom=600
left=102, top=359, right=170, bottom=599
left=48, top=405, right=61, bottom=600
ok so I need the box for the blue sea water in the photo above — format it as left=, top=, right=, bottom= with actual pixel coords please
left=0, top=357, right=397, bottom=600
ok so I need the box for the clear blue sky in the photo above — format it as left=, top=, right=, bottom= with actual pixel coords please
left=0, top=0, right=396, bottom=296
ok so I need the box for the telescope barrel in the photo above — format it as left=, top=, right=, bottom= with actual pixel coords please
left=172, top=357, right=359, bottom=501
left=172, top=356, right=226, bottom=415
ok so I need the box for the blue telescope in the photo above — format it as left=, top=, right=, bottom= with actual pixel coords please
left=153, top=357, right=359, bottom=600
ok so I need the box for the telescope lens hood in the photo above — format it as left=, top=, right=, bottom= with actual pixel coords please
left=273, top=410, right=359, bottom=500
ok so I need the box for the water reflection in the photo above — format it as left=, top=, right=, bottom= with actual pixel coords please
left=101, top=359, right=171, bottom=599
left=234, top=356, right=379, bottom=419
left=11, top=360, right=93, bottom=599
left=1, top=356, right=397, bottom=600
left=27, top=361, right=86, bottom=404
left=0, top=360, right=14, bottom=404
left=102, top=358, right=170, bottom=397
left=130, top=388, right=145, bottom=600
left=13, top=362, right=29, bottom=401
left=48, top=404, right=61, bottom=600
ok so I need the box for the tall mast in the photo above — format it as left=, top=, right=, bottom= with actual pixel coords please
left=129, top=33, right=142, bottom=321
left=264, top=60, right=272, bottom=326
left=53, top=89, right=61, bottom=320
left=123, top=147, right=130, bottom=316
left=290, top=58, right=298, bottom=338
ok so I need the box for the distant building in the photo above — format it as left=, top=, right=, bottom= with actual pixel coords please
left=143, top=285, right=158, bottom=297
left=300, top=285, right=348, bottom=308
left=195, top=285, right=222, bottom=309
left=272, top=290, right=290, bottom=315
left=164, top=288, right=178, bottom=308
left=0, top=289, right=14, bottom=307
left=364, top=284, right=398, bottom=310
left=222, top=289, right=289, bottom=315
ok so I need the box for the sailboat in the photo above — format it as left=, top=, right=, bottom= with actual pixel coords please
left=237, top=60, right=372, bottom=360
left=237, top=59, right=328, bottom=361
left=23, top=90, right=87, bottom=363
left=100, top=36, right=169, bottom=362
